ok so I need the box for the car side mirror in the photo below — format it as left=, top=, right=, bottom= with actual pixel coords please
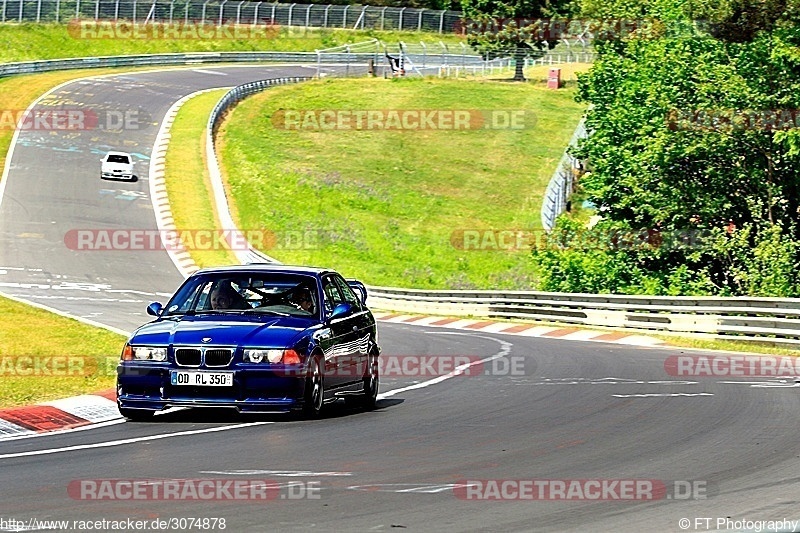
left=146, top=302, right=164, bottom=316
left=329, top=302, right=353, bottom=321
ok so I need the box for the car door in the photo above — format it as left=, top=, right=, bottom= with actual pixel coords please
left=320, top=275, right=356, bottom=389
left=333, top=275, right=372, bottom=383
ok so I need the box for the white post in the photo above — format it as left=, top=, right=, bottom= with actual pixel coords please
left=201, top=0, right=209, bottom=24
left=398, top=7, right=405, bottom=30
left=322, top=3, right=329, bottom=27
left=341, top=4, right=347, bottom=28
left=252, top=1, right=260, bottom=25
left=305, top=3, right=311, bottom=27
left=218, top=0, right=226, bottom=26
left=417, top=8, right=422, bottom=31
left=287, top=2, right=294, bottom=26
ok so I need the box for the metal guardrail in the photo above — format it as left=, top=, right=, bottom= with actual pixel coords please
left=541, top=117, right=587, bottom=230
left=366, top=286, right=800, bottom=346
left=205, top=76, right=311, bottom=266
left=0, top=51, right=360, bottom=77
left=0, top=47, right=488, bottom=78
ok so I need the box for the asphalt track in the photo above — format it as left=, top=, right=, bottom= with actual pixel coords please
left=1, top=66, right=799, bottom=533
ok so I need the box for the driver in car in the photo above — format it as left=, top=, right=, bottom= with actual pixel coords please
left=210, top=282, right=245, bottom=310
left=291, top=287, right=315, bottom=313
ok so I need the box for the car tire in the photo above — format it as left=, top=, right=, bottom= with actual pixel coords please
left=119, top=407, right=155, bottom=421
left=362, top=351, right=379, bottom=410
left=345, top=350, right=379, bottom=410
left=302, top=356, right=325, bottom=418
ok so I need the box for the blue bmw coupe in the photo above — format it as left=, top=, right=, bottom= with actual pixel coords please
left=116, top=264, right=380, bottom=420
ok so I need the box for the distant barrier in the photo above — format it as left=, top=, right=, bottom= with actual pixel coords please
left=366, top=286, right=800, bottom=347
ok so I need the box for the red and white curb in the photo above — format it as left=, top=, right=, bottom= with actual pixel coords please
left=373, top=311, right=666, bottom=347
left=0, top=390, right=119, bottom=439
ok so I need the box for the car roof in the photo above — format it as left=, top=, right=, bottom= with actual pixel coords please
left=193, top=263, right=336, bottom=277
left=105, top=151, right=131, bottom=157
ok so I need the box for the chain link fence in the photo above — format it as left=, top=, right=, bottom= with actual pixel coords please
left=0, top=0, right=463, bottom=32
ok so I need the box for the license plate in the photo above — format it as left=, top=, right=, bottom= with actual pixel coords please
left=170, top=371, right=233, bottom=387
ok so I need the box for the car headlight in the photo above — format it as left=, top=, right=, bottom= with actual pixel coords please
left=121, top=345, right=167, bottom=362
left=244, top=349, right=299, bottom=364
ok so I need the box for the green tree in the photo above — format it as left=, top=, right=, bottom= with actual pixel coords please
left=460, top=0, right=576, bottom=80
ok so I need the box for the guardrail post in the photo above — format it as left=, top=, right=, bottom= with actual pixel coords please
left=287, top=2, right=294, bottom=26
left=184, top=1, right=189, bottom=24
left=270, top=2, right=275, bottom=25
left=417, top=8, right=423, bottom=31
left=341, top=4, right=347, bottom=28
left=36, top=0, right=41, bottom=22
left=252, top=1, right=260, bottom=25
left=201, top=0, right=209, bottom=24
left=380, top=6, right=386, bottom=30
left=17, top=0, right=22, bottom=22
left=398, top=7, right=405, bottom=30
left=305, top=4, right=311, bottom=28
left=439, top=10, right=445, bottom=33
left=94, top=0, right=99, bottom=20
left=132, top=0, right=137, bottom=23
left=56, top=0, right=61, bottom=23
left=218, top=0, right=226, bottom=25
left=322, top=3, right=329, bottom=27
left=75, top=0, right=79, bottom=20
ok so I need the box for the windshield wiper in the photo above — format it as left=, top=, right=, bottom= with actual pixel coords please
left=240, top=308, right=290, bottom=317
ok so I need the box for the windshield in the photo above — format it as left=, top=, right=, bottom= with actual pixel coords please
left=162, top=272, right=319, bottom=318
left=106, top=154, right=130, bottom=164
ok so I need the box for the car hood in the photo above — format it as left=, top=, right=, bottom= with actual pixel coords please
left=102, top=162, right=133, bottom=171
left=130, top=315, right=315, bottom=348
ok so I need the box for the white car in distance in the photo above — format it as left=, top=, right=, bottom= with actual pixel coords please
left=101, top=151, right=135, bottom=181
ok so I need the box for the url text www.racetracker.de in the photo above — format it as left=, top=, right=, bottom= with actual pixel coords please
left=678, top=517, right=800, bottom=532
left=0, top=517, right=227, bottom=531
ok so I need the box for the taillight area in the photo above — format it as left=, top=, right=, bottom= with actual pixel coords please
left=121, top=344, right=134, bottom=361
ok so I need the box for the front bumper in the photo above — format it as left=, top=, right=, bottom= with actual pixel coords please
left=117, top=363, right=309, bottom=413
left=101, top=170, right=134, bottom=179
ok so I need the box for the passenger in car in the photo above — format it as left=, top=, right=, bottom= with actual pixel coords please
left=210, top=282, right=246, bottom=310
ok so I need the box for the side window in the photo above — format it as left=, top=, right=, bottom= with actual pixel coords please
left=322, top=276, right=344, bottom=314
left=334, top=276, right=362, bottom=311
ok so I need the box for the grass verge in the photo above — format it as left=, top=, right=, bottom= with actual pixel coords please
left=217, top=69, right=588, bottom=289
left=0, top=23, right=467, bottom=63
left=0, top=297, right=125, bottom=408
left=164, top=89, right=239, bottom=269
